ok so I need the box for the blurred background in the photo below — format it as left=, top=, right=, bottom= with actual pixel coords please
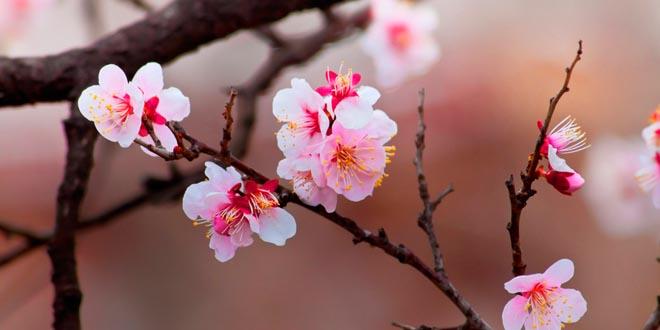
left=0, top=0, right=659, bottom=329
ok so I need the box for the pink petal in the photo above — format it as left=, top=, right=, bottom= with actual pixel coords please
left=364, top=109, right=397, bottom=145
left=209, top=233, right=238, bottom=262
left=334, top=96, right=373, bottom=129
left=204, top=163, right=243, bottom=193
left=229, top=221, right=254, bottom=247
left=139, top=123, right=178, bottom=156
left=357, top=85, right=381, bottom=106
left=132, top=62, right=164, bottom=98
left=77, top=85, right=104, bottom=121
left=552, top=288, right=587, bottom=324
left=504, top=273, right=544, bottom=294
left=255, top=208, right=296, bottom=246
left=502, top=295, right=529, bottom=330
left=98, top=64, right=128, bottom=93
left=158, top=87, right=190, bottom=121
left=182, top=181, right=215, bottom=220
left=543, top=259, right=575, bottom=287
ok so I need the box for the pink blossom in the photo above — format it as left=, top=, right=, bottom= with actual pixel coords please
left=540, top=145, right=585, bottom=195
left=316, top=67, right=381, bottom=129
left=584, top=136, right=659, bottom=237
left=77, top=64, right=145, bottom=147
left=641, top=122, right=660, bottom=152
left=319, top=110, right=397, bottom=201
left=132, top=62, right=191, bottom=156
left=277, top=156, right=337, bottom=213
left=182, top=162, right=296, bottom=262
left=361, top=0, right=440, bottom=88
left=635, top=151, right=660, bottom=208
left=540, top=116, right=589, bottom=157
left=273, top=78, right=328, bottom=158
left=502, top=259, right=587, bottom=330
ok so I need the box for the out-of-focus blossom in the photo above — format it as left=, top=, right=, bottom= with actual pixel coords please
left=584, top=136, right=659, bottom=237
left=0, top=0, right=53, bottom=40
left=316, top=67, right=381, bottom=129
left=77, top=64, right=145, bottom=147
left=361, top=0, right=440, bottom=88
left=182, top=162, right=296, bottom=262
left=132, top=62, right=190, bottom=156
left=502, top=259, right=587, bottom=330
left=635, top=151, right=660, bottom=209
left=274, top=68, right=396, bottom=209
left=539, top=145, right=585, bottom=195
left=540, top=116, right=589, bottom=156
left=641, top=122, right=660, bottom=151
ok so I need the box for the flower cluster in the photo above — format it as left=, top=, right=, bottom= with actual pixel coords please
left=635, top=107, right=660, bottom=208
left=502, top=259, right=587, bottom=330
left=183, top=162, right=296, bottom=262
left=537, top=116, right=589, bottom=195
left=273, top=67, right=397, bottom=212
left=77, top=63, right=190, bottom=155
left=361, top=0, right=440, bottom=88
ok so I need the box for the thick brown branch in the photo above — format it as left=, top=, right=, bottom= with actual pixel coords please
left=48, top=109, right=98, bottom=330
left=506, top=41, right=583, bottom=276
left=0, top=0, right=353, bottom=107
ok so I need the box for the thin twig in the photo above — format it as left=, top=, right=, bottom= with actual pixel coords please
left=506, top=41, right=583, bottom=276
left=392, top=321, right=461, bottom=330
left=221, top=89, right=238, bottom=161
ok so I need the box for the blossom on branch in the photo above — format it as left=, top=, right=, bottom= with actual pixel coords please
left=635, top=151, right=660, bottom=208
left=183, top=162, right=296, bottom=262
left=132, top=62, right=191, bottom=156
left=361, top=0, right=440, bottom=88
left=540, top=116, right=589, bottom=156
left=77, top=64, right=145, bottom=147
left=502, top=259, right=587, bottom=330
left=273, top=68, right=397, bottom=210
left=539, top=145, right=585, bottom=195
left=641, top=122, right=660, bottom=152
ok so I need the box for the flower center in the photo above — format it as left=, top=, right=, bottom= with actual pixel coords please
left=86, top=91, right=135, bottom=132
left=388, top=23, right=412, bottom=51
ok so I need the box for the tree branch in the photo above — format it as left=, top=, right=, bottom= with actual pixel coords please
left=644, top=296, right=660, bottom=330
left=47, top=107, right=98, bottom=330
left=0, top=0, right=354, bottom=107
left=506, top=41, right=583, bottom=276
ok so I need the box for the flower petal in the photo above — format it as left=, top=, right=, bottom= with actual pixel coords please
left=99, top=64, right=128, bottom=93
left=209, top=233, right=238, bottom=262
left=552, top=288, right=587, bottom=324
left=504, top=273, right=544, bottom=294
left=502, top=295, right=529, bottom=330
left=334, top=96, right=373, bottom=129
left=256, top=208, right=296, bottom=246
left=357, top=85, right=381, bottom=106
left=543, top=258, right=575, bottom=287
left=548, top=145, right=575, bottom=173
left=182, top=181, right=215, bottom=220
left=132, top=62, right=164, bottom=98
left=158, top=87, right=190, bottom=121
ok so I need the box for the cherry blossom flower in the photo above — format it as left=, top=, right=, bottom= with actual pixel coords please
left=316, top=67, right=381, bottom=129
left=0, top=0, right=53, bottom=39
left=641, top=122, right=660, bottom=152
left=584, top=136, right=659, bottom=237
left=361, top=0, right=440, bottom=88
left=132, top=62, right=191, bottom=156
left=277, top=156, right=337, bottom=213
left=77, top=64, right=145, bottom=147
left=273, top=78, right=328, bottom=158
left=635, top=151, right=660, bottom=209
left=182, top=162, right=296, bottom=262
left=539, top=145, right=585, bottom=195
left=540, top=116, right=589, bottom=157
left=319, top=110, right=397, bottom=201
left=502, top=259, right=587, bottom=330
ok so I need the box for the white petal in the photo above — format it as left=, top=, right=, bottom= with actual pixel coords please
left=99, top=64, right=128, bottom=94
left=132, top=62, right=164, bottom=98
left=334, top=96, right=373, bottom=129
left=502, top=295, right=529, bottom=330
left=357, top=85, right=381, bottom=106
left=158, top=87, right=190, bottom=121
left=543, top=259, right=575, bottom=287
left=256, top=208, right=296, bottom=246
left=548, top=145, right=576, bottom=173
left=209, top=233, right=238, bottom=262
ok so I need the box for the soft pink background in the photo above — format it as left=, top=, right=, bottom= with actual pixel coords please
left=0, top=0, right=658, bottom=329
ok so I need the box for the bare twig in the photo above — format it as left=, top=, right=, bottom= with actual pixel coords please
left=392, top=321, right=461, bottom=330
left=506, top=41, right=583, bottom=276
left=0, top=222, right=47, bottom=243
left=221, top=90, right=238, bottom=161
left=644, top=296, right=660, bottom=330
left=120, top=0, right=154, bottom=12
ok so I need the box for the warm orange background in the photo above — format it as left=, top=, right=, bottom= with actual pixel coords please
left=0, top=0, right=658, bottom=329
